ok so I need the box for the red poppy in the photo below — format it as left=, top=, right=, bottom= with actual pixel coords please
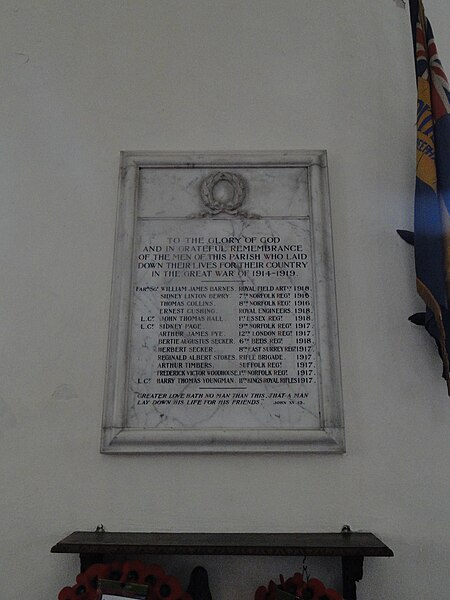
left=76, top=563, right=109, bottom=596
left=317, top=589, right=342, bottom=600
left=254, top=585, right=268, bottom=600
left=284, top=572, right=304, bottom=596
left=266, top=580, right=278, bottom=600
left=156, top=574, right=183, bottom=600
left=72, top=579, right=93, bottom=600
left=104, top=560, right=124, bottom=582
left=72, top=582, right=90, bottom=599
left=142, top=563, right=166, bottom=591
left=302, top=578, right=326, bottom=600
left=58, top=587, right=77, bottom=600
left=120, top=559, right=147, bottom=584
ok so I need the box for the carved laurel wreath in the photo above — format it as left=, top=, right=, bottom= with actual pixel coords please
left=200, top=171, right=246, bottom=215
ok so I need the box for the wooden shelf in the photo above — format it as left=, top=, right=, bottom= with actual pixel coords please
left=52, top=530, right=392, bottom=557
left=51, top=531, right=393, bottom=600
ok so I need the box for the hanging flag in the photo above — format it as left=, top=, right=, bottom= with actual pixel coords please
left=405, top=0, right=450, bottom=393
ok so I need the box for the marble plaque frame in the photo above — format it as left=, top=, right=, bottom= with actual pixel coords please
left=101, top=151, right=344, bottom=453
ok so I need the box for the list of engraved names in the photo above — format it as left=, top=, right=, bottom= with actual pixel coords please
left=127, top=219, right=320, bottom=430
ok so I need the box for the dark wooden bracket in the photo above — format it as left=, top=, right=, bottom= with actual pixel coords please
left=342, top=556, right=364, bottom=600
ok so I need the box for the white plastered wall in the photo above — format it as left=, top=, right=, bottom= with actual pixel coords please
left=1, top=0, right=450, bottom=598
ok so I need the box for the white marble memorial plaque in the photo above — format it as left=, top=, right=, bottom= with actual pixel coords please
left=101, top=151, right=344, bottom=453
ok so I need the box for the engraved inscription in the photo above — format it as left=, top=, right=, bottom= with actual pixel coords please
left=127, top=218, right=320, bottom=430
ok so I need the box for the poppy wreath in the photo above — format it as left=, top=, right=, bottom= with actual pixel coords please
left=57, top=561, right=192, bottom=600
left=255, top=572, right=342, bottom=600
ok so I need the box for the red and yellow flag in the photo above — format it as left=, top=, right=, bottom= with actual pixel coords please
left=407, top=0, right=450, bottom=393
